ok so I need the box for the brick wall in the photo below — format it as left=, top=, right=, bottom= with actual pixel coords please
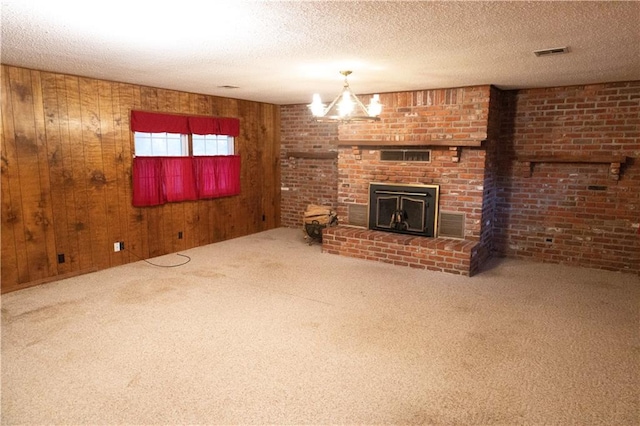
left=337, top=146, right=487, bottom=240
left=339, top=87, right=490, bottom=143
left=329, top=86, right=496, bottom=275
left=280, top=104, right=339, bottom=228
left=280, top=86, right=498, bottom=276
left=495, top=81, right=640, bottom=274
left=280, top=81, right=639, bottom=275
left=475, top=86, right=504, bottom=266
left=336, top=86, right=493, bottom=242
left=281, top=87, right=493, bottom=233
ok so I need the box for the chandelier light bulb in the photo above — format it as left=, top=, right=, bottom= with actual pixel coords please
left=367, top=94, right=382, bottom=117
left=338, top=91, right=355, bottom=116
left=309, top=93, right=326, bottom=117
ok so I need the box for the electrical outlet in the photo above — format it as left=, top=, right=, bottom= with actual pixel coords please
left=178, top=231, right=183, bottom=239
left=57, top=253, right=65, bottom=264
left=114, top=242, right=120, bottom=252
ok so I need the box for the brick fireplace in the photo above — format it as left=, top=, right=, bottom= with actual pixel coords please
left=321, top=85, right=502, bottom=276
left=282, top=81, right=639, bottom=276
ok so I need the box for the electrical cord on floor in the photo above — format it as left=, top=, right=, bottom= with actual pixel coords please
left=125, top=247, right=191, bottom=268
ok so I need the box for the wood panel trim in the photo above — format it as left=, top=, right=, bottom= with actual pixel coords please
left=0, top=268, right=98, bottom=294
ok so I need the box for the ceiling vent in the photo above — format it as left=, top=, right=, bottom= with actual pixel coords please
left=534, top=46, right=570, bottom=57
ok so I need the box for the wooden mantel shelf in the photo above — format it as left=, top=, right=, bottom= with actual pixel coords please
left=517, top=155, right=627, bottom=164
left=517, top=155, right=628, bottom=181
left=337, top=139, right=485, bottom=148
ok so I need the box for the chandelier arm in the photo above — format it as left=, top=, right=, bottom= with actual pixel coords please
left=352, top=93, right=370, bottom=112
left=323, top=93, right=342, bottom=115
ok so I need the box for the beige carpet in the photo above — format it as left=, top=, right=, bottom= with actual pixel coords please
left=2, top=227, right=639, bottom=425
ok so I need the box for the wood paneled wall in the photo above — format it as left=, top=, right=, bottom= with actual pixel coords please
left=1, top=65, right=281, bottom=293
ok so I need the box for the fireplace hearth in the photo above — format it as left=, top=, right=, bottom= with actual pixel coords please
left=368, top=183, right=439, bottom=237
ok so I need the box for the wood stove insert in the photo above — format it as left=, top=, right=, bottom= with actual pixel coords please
left=368, top=183, right=439, bottom=237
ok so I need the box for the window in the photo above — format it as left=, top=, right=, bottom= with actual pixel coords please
left=134, top=132, right=189, bottom=156
left=193, top=134, right=234, bottom=156
left=134, top=132, right=234, bottom=157
left=130, top=110, right=241, bottom=207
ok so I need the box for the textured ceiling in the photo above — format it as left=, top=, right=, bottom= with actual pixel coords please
left=2, top=1, right=639, bottom=105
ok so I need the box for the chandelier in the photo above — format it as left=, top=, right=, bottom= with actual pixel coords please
left=308, top=71, right=382, bottom=122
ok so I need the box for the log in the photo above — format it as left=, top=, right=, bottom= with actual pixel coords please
left=302, top=204, right=338, bottom=242
left=304, top=205, right=332, bottom=217
left=304, top=215, right=332, bottom=225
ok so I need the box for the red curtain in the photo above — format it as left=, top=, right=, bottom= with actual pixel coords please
left=162, top=157, right=198, bottom=202
left=131, top=110, right=241, bottom=207
left=130, top=111, right=190, bottom=133
left=194, top=156, right=241, bottom=198
left=133, top=156, right=241, bottom=207
left=131, top=110, right=240, bottom=136
left=189, top=116, right=240, bottom=137
left=132, top=157, right=164, bottom=207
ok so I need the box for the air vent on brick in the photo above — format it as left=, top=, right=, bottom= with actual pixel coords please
left=438, top=211, right=465, bottom=239
left=348, top=204, right=368, bottom=227
left=380, top=149, right=431, bottom=162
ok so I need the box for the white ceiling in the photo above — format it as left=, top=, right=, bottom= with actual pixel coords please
left=2, top=1, right=639, bottom=105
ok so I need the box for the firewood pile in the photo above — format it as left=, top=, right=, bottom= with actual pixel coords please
left=303, top=204, right=338, bottom=244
